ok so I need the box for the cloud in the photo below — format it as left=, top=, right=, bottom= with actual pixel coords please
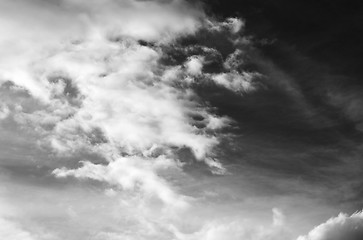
left=0, top=0, right=251, bottom=218
left=1, top=25, right=225, bottom=159
left=0, top=103, right=9, bottom=120
left=0, top=9, right=226, bottom=239
left=185, top=56, right=204, bottom=76
left=207, top=17, right=245, bottom=34
left=211, top=71, right=258, bottom=93
left=172, top=208, right=291, bottom=240
left=0, top=0, right=204, bottom=102
left=0, top=1, right=277, bottom=239
left=0, top=196, right=53, bottom=240
left=3, top=1, right=252, bottom=220
left=0, top=0, right=257, bottom=174
left=0, top=12, right=275, bottom=240
left=297, top=211, right=363, bottom=240
left=0, top=0, right=203, bottom=43
left=53, top=156, right=188, bottom=208
left=0, top=218, right=37, bottom=240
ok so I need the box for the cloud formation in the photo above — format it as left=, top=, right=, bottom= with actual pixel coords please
left=4, top=1, right=359, bottom=240
left=173, top=208, right=291, bottom=240
left=0, top=218, right=36, bottom=240
left=53, top=156, right=187, bottom=208
left=0, top=0, right=262, bottom=231
left=297, top=211, right=363, bottom=240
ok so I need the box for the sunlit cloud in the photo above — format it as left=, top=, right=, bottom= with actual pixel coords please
left=297, top=211, right=363, bottom=240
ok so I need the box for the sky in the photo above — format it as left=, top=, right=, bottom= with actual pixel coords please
left=0, top=0, right=363, bottom=239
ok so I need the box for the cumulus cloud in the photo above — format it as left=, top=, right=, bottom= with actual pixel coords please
left=185, top=56, right=204, bottom=76
left=297, top=211, right=363, bottom=240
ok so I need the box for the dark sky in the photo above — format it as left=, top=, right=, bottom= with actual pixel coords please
left=190, top=0, right=363, bottom=213
left=207, top=0, right=363, bottom=76
left=197, top=0, right=363, bottom=133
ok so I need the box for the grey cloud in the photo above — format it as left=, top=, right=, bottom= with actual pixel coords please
left=297, top=211, right=363, bottom=240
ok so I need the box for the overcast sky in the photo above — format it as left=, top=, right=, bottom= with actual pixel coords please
left=1, top=0, right=363, bottom=239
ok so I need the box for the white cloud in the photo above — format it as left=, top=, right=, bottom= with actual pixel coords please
left=0, top=104, right=9, bottom=119
left=207, top=17, right=244, bottom=34
left=0, top=0, right=203, bottom=43
left=0, top=218, right=36, bottom=240
left=53, top=156, right=188, bottom=208
left=172, top=208, right=291, bottom=240
left=0, top=0, right=204, bottom=102
left=185, top=56, right=204, bottom=76
left=0, top=8, right=252, bottom=239
left=0, top=1, right=272, bottom=239
left=66, top=0, right=204, bottom=42
left=272, top=208, right=286, bottom=227
left=297, top=211, right=363, bottom=240
left=2, top=31, right=224, bottom=162
left=0, top=197, right=54, bottom=240
left=211, top=71, right=258, bottom=93
left=0, top=2, right=235, bottom=215
left=223, top=18, right=245, bottom=34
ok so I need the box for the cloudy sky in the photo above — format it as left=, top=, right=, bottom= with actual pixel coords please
left=1, top=0, right=363, bottom=239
